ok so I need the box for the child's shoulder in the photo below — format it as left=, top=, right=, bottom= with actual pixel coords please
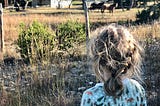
left=82, top=83, right=105, bottom=98
left=84, top=83, right=104, bottom=93
left=128, top=78, right=145, bottom=89
left=123, top=78, right=145, bottom=94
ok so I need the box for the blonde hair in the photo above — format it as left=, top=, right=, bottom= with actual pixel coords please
left=89, top=24, right=144, bottom=97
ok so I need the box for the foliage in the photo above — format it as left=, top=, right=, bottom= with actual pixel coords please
left=17, top=21, right=55, bottom=64
left=17, top=20, right=86, bottom=64
left=136, top=3, right=160, bottom=23
left=56, top=20, right=86, bottom=55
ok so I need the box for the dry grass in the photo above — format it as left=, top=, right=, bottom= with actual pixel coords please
left=3, top=6, right=160, bottom=58
left=130, top=22, right=160, bottom=40
left=89, top=8, right=143, bottom=23
left=3, top=6, right=142, bottom=41
left=3, top=10, right=84, bottom=42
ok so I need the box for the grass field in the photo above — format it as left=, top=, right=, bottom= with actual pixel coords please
left=3, top=4, right=160, bottom=58
left=3, top=4, right=143, bottom=41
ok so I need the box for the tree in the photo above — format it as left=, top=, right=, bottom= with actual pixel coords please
left=82, top=0, right=85, bottom=10
left=136, top=3, right=160, bottom=23
left=32, top=0, right=37, bottom=7
left=25, top=0, right=32, bottom=9
left=126, top=0, right=134, bottom=10
left=115, top=0, right=138, bottom=10
left=4, top=0, right=8, bottom=7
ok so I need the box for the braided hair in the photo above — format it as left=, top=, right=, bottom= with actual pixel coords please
left=89, top=24, right=143, bottom=97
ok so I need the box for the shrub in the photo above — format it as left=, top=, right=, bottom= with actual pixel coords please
left=17, top=21, right=55, bottom=64
left=136, top=3, right=160, bottom=24
left=56, top=20, right=86, bottom=58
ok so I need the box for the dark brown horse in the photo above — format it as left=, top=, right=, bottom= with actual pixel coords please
left=89, top=2, right=105, bottom=13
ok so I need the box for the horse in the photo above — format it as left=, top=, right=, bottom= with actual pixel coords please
left=101, top=3, right=117, bottom=14
left=89, top=2, right=105, bottom=12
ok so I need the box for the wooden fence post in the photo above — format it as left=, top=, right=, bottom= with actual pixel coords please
left=0, top=3, right=4, bottom=60
left=84, top=0, right=90, bottom=55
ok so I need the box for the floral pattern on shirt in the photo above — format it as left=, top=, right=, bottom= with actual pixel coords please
left=81, top=78, right=147, bottom=106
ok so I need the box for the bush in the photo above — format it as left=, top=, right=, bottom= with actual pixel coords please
left=56, top=21, right=86, bottom=58
left=17, top=21, right=55, bottom=64
left=17, top=20, right=86, bottom=64
left=136, top=3, right=160, bottom=24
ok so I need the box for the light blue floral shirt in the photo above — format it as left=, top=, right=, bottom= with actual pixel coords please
left=81, top=78, right=147, bottom=106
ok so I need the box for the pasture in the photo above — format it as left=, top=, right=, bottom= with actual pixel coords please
left=1, top=1, right=160, bottom=106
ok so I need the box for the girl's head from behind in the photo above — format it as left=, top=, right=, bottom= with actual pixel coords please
left=89, top=24, right=143, bottom=97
